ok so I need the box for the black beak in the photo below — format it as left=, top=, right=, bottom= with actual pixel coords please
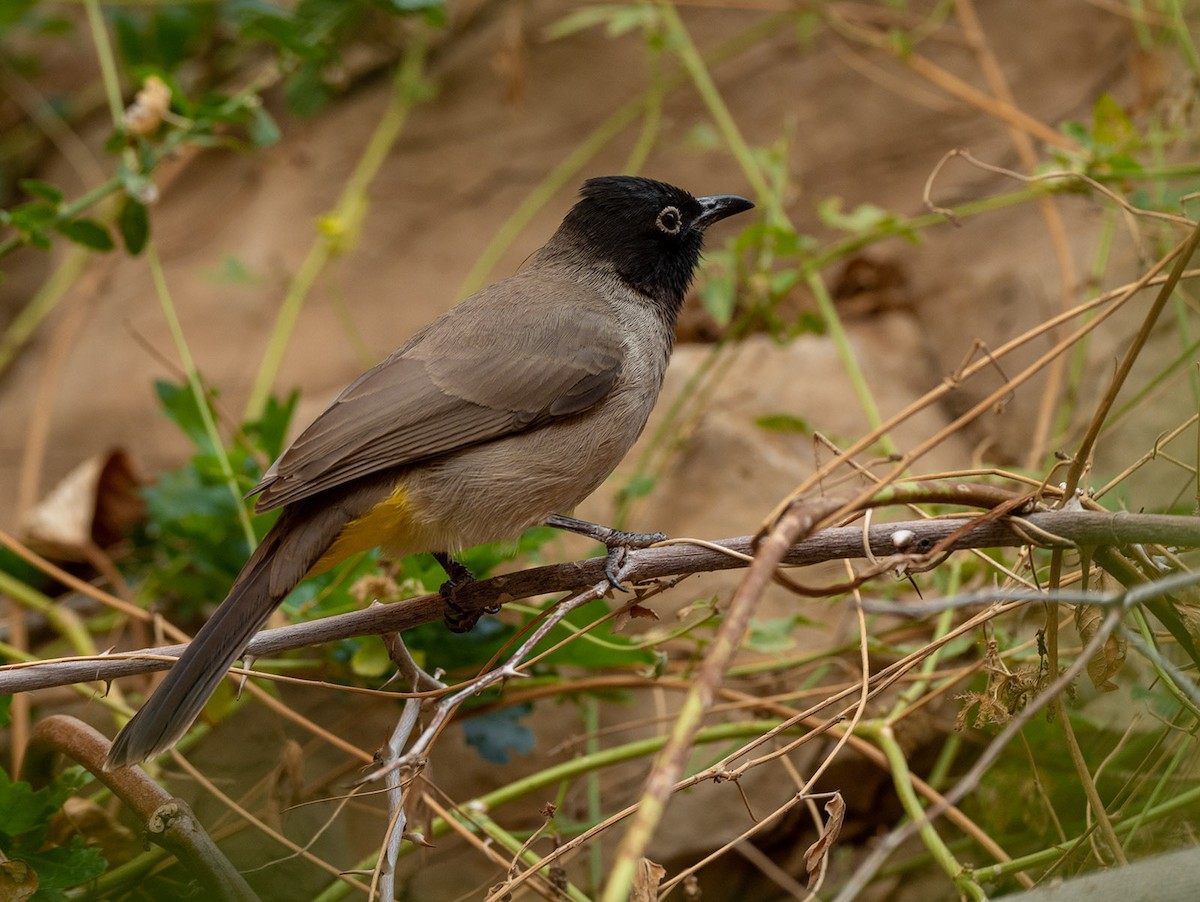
left=694, top=194, right=755, bottom=230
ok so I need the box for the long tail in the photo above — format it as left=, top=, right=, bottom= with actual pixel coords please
left=105, top=503, right=344, bottom=770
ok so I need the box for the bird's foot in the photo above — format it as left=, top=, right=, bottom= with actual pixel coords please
left=434, top=552, right=499, bottom=633
left=543, top=514, right=667, bottom=591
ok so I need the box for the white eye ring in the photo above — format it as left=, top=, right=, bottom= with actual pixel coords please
left=655, top=205, right=682, bottom=235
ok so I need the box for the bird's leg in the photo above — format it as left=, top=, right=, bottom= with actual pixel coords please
left=543, top=514, right=667, bottom=591
left=433, top=552, right=500, bottom=633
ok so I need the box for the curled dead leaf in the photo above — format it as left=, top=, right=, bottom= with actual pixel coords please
left=1076, top=602, right=1126, bottom=691
left=51, top=797, right=138, bottom=865
left=631, top=857, right=666, bottom=902
left=0, top=859, right=38, bottom=902
left=613, top=603, right=659, bottom=633
left=804, top=792, right=846, bottom=888
left=21, top=449, right=143, bottom=560
left=267, top=739, right=306, bottom=828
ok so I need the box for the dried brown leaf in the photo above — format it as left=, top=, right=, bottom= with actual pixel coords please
left=804, top=792, right=846, bottom=887
left=631, top=858, right=666, bottom=902
left=50, top=797, right=138, bottom=865
left=0, top=859, right=38, bottom=901
left=22, top=449, right=143, bottom=559
left=1076, top=603, right=1126, bottom=691
left=613, top=603, right=660, bottom=632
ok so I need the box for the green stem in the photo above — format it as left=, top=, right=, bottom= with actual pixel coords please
left=0, top=175, right=127, bottom=259
left=455, top=100, right=644, bottom=298
left=622, top=47, right=665, bottom=176
left=65, top=845, right=171, bottom=900
left=312, top=719, right=798, bottom=902
left=82, top=0, right=124, bottom=124
left=975, top=774, right=1200, bottom=882
left=243, top=38, right=429, bottom=422
left=660, top=2, right=899, bottom=456
left=1166, top=0, right=1200, bottom=74
left=148, top=246, right=257, bottom=550
left=460, top=809, right=592, bottom=902
left=808, top=267, right=896, bottom=454
left=870, top=722, right=987, bottom=900
left=1130, top=606, right=1200, bottom=719
left=584, top=696, right=603, bottom=892
left=657, top=2, right=774, bottom=214
left=0, top=570, right=96, bottom=656
left=0, top=245, right=92, bottom=375
left=457, top=11, right=791, bottom=298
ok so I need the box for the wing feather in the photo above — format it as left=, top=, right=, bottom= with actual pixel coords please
left=252, top=270, right=624, bottom=511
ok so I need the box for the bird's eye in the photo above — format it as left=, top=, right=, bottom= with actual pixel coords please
left=655, top=206, right=682, bottom=235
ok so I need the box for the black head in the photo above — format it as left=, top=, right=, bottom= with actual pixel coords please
left=541, top=176, right=753, bottom=311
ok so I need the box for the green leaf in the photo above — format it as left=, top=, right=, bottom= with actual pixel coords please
left=0, top=0, right=37, bottom=29
left=19, top=178, right=63, bottom=204
left=618, top=473, right=657, bottom=501
left=248, top=105, right=282, bottom=146
left=699, top=277, right=737, bottom=326
left=55, top=218, right=114, bottom=251
left=0, top=769, right=58, bottom=838
left=243, top=389, right=298, bottom=460
left=754, top=413, right=811, bottom=434
left=769, top=269, right=800, bottom=295
left=462, top=704, right=535, bottom=764
left=747, top=615, right=814, bottom=654
left=284, top=61, right=332, bottom=116
left=0, top=767, right=104, bottom=902
left=103, top=130, right=129, bottom=154
left=237, top=7, right=327, bottom=61
left=1091, top=93, right=1135, bottom=150
left=546, top=4, right=657, bottom=40
left=1059, top=120, right=1091, bottom=148
left=153, top=379, right=214, bottom=452
left=369, top=0, right=446, bottom=23
left=817, top=197, right=891, bottom=234
left=20, top=839, right=106, bottom=892
left=118, top=196, right=150, bottom=255
left=350, top=636, right=391, bottom=678
left=9, top=201, right=57, bottom=230
left=7, top=202, right=57, bottom=249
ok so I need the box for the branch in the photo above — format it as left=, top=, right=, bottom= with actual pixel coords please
left=3, top=509, right=1199, bottom=695
left=22, top=715, right=259, bottom=902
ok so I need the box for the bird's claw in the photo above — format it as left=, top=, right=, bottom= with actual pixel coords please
left=436, top=552, right=495, bottom=632
left=602, top=531, right=665, bottom=592
left=604, top=546, right=629, bottom=592
left=543, top=515, right=667, bottom=593
left=441, top=580, right=480, bottom=633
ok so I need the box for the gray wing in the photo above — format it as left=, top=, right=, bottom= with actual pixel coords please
left=251, top=272, right=624, bottom=512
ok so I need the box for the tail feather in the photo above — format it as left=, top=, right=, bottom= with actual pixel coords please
left=105, top=504, right=342, bottom=770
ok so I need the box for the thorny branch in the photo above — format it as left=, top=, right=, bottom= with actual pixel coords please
left=370, top=629, right=444, bottom=902
left=4, top=509, right=1200, bottom=695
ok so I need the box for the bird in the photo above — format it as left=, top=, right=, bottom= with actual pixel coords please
left=104, top=175, right=753, bottom=770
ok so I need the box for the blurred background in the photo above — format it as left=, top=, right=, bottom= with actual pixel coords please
left=2, top=1, right=1200, bottom=900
